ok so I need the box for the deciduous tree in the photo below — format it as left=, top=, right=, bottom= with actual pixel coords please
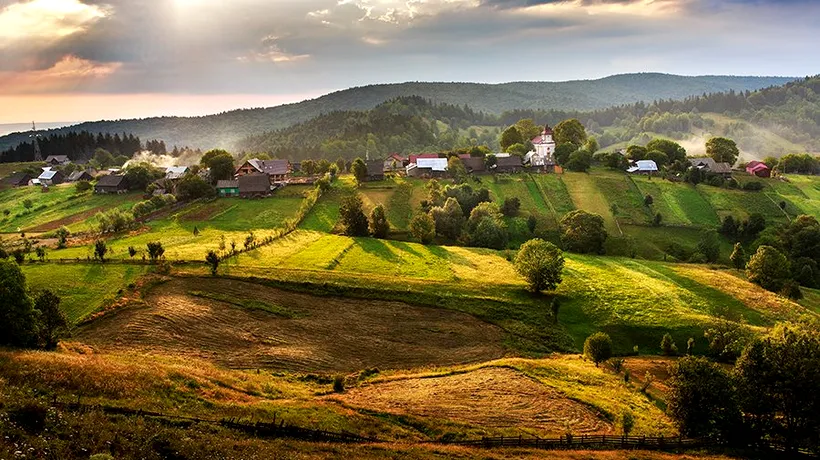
left=560, top=210, right=607, bottom=254
left=584, top=332, right=613, bottom=367
left=0, top=260, right=36, bottom=347
left=553, top=119, right=587, bottom=148
left=514, top=238, right=564, bottom=292
left=706, top=137, right=740, bottom=165
left=369, top=204, right=390, bottom=238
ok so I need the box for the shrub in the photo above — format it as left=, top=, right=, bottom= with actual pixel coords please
left=430, top=197, right=464, bottom=240
left=205, top=250, right=220, bottom=276
left=0, top=260, right=37, bottom=347
left=332, top=375, right=345, bottom=393
left=501, top=197, right=521, bottom=217
left=696, top=229, right=720, bottom=263
left=409, top=213, right=435, bottom=244
left=560, top=210, right=607, bottom=254
left=584, top=332, right=613, bottom=367
left=146, top=241, right=165, bottom=261
left=55, top=226, right=70, bottom=248
left=34, top=289, right=67, bottom=350
left=652, top=212, right=662, bottom=227
left=644, top=194, right=654, bottom=206
left=12, top=249, right=25, bottom=264
left=8, top=402, right=48, bottom=433
left=746, top=245, right=791, bottom=292
left=730, top=243, right=745, bottom=269
left=339, top=194, right=369, bottom=236
left=22, top=198, right=33, bottom=210
left=661, top=333, right=678, bottom=356
left=75, top=180, right=92, bottom=192
left=514, top=238, right=564, bottom=292
left=94, top=240, right=108, bottom=262
left=742, top=181, right=764, bottom=191
left=780, top=280, right=803, bottom=300
left=527, top=214, right=538, bottom=233
left=610, top=357, right=624, bottom=372
left=621, top=409, right=635, bottom=436
left=128, top=246, right=137, bottom=258
left=687, top=337, right=695, bottom=355
left=369, top=204, right=390, bottom=239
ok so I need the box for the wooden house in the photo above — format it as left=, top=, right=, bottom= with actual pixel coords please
left=38, top=169, right=64, bottom=186
left=217, top=180, right=240, bottom=197
left=366, top=159, right=385, bottom=181
left=235, top=159, right=290, bottom=182
left=494, top=155, right=524, bottom=173
left=3, top=172, right=32, bottom=187
left=67, top=170, right=94, bottom=182
left=44, top=155, right=71, bottom=166
left=238, top=174, right=271, bottom=197
left=95, top=174, right=129, bottom=194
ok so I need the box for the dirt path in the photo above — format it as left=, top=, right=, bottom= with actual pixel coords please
left=336, top=367, right=613, bottom=434
left=76, top=277, right=506, bottom=372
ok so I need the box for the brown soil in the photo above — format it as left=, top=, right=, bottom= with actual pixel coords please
left=178, top=201, right=229, bottom=221
left=27, top=206, right=105, bottom=232
left=622, top=356, right=676, bottom=396
left=336, top=367, right=613, bottom=434
left=76, top=277, right=506, bottom=372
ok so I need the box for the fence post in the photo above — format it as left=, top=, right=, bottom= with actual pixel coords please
left=519, top=435, right=522, bottom=446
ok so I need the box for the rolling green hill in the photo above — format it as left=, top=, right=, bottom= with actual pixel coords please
left=0, top=74, right=792, bottom=152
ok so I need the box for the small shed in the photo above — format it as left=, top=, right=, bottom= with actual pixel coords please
left=165, top=166, right=189, bottom=180
left=217, top=179, right=240, bottom=197
left=366, top=159, right=385, bottom=181
left=745, top=161, right=771, bottom=178
left=95, top=174, right=129, bottom=194
left=238, top=174, right=271, bottom=197
left=38, top=169, right=64, bottom=185
left=689, top=158, right=732, bottom=177
left=67, top=170, right=94, bottom=182
left=3, top=172, right=32, bottom=187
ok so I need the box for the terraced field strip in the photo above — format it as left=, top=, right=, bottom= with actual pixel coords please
left=594, top=173, right=648, bottom=225
left=696, top=185, right=786, bottom=224
left=561, top=172, right=620, bottom=234
left=630, top=177, right=718, bottom=227
left=777, top=175, right=820, bottom=217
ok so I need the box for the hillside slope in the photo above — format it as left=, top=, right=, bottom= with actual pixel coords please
left=0, top=74, right=792, bottom=151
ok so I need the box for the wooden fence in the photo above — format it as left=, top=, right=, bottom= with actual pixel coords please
left=444, top=433, right=708, bottom=450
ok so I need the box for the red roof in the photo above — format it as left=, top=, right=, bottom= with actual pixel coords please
left=458, top=154, right=472, bottom=160
left=747, top=163, right=770, bottom=172
left=388, top=153, right=406, bottom=162
left=532, top=125, right=554, bottom=144
left=746, top=160, right=764, bottom=168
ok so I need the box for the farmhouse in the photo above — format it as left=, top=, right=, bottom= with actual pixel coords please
left=216, top=180, right=240, bottom=197
left=494, top=155, right=524, bottom=173
left=366, top=159, right=385, bottom=181
left=67, top=170, right=94, bottom=182
left=689, top=158, right=733, bottom=177
left=235, top=159, right=289, bottom=182
left=407, top=157, right=448, bottom=178
left=165, top=166, right=189, bottom=180
left=238, top=174, right=271, bottom=197
left=95, top=174, right=129, bottom=194
left=627, top=160, right=659, bottom=175
left=44, top=155, right=71, bottom=166
left=38, top=169, right=64, bottom=185
left=384, top=153, right=406, bottom=171
left=3, top=172, right=32, bottom=187
left=746, top=160, right=771, bottom=178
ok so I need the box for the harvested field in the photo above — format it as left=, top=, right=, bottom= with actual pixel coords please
left=76, top=277, right=506, bottom=372
left=336, top=367, right=613, bottom=434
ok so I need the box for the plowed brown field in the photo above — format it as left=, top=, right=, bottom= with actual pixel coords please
left=76, top=277, right=506, bottom=372
left=336, top=367, right=613, bottom=434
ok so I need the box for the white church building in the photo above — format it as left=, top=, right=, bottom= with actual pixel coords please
left=525, top=124, right=556, bottom=170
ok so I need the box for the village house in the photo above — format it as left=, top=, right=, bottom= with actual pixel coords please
left=67, top=170, right=94, bottom=182
left=689, top=158, right=733, bottom=177
left=238, top=174, right=271, bottom=197
left=494, top=155, right=524, bottom=173
left=95, top=174, right=129, bottom=194
left=3, top=172, right=32, bottom=187
left=235, top=159, right=289, bottom=182
left=37, top=169, right=64, bottom=186
left=627, top=160, right=659, bottom=175
left=44, top=155, right=71, bottom=166
left=407, top=157, right=448, bottom=178
left=383, top=153, right=407, bottom=172
left=366, top=159, right=385, bottom=181
left=745, top=160, right=771, bottom=178
left=165, top=166, right=189, bottom=180
left=216, top=180, right=240, bottom=197
left=462, top=156, right=485, bottom=173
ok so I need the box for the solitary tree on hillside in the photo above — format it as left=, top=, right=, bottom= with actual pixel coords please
left=409, top=213, right=436, bottom=244
left=560, top=210, right=607, bottom=254
left=514, top=238, right=564, bottom=292
left=94, top=240, right=108, bottom=262
left=706, top=137, right=740, bottom=165
left=351, top=158, right=367, bottom=182
left=499, top=126, right=524, bottom=152
left=584, top=332, right=613, bottom=367
left=746, top=245, right=791, bottom=292
left=553, top=119, right=587, bottom=148
left=206, top=250, right=220, bottom=276
left=730, top=243, right=746, bottom=269
left=34, top=289, right=68, bottom=350
left=0, top=260, right=37, bottom=347
left=339, top=194, right=369, bottom=236
left=147, top=241, right=165, bottom=261
left=369, top=204, right=390, bottom=239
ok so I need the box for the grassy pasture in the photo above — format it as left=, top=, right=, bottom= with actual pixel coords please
left=22, top=263, right=147, bottom=323
left=561, top=172, right=620, bottom=233
left=629, top=177, right=719, bottom=227
left=0, top=161, right=43, bottom=178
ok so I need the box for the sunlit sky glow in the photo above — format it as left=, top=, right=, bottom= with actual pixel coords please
left=0, top=0, right=818, bottom=123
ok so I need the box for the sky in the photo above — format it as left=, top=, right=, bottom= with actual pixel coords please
left=1, top=0, right=818, bottom=123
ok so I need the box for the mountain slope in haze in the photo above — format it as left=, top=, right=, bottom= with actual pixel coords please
left=0, top=74, right=793, bottom=152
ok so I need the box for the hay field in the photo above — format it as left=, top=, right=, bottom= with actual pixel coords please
left=76, top=277, right=506, bottom=372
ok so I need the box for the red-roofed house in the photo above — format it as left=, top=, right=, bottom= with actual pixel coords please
left=383, top=153, right=407, bottom=171
left=746, top=161, right=771, bottom=178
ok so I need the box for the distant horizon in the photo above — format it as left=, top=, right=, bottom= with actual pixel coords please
left=0, top=72, right=802, bottom=127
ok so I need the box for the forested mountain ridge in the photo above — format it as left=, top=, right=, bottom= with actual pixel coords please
left=0, top=74, right=792, bottom=153
left=236, top=76, right=820, bottom=161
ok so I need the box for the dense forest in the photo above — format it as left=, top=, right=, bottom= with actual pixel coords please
left=0, top=74, right=792, bottom=152
left=234, top=76, right=820, bottom=160
left=0, top=131, right=164, bottom=163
